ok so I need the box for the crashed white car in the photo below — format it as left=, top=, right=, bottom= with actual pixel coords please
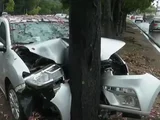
left=0, top=15, right=160, bottom=120
left=0, top=15, right=70, bottom=120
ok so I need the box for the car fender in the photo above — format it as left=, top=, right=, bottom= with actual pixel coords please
left=51, top=83, right=71, bottom=120
left=4, top=49, right=29, bottom=89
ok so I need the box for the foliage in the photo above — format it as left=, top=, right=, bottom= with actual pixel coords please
left=39, top=0, right=62, bottom=14
left=14, top=0, right=25, bottom=14
left=141, top=5, right=156, bottom=13
left=123, top=0, right=154, bottom=13
left=2, top=0, right=65, bottom=15
left=60, top=0, right=69, bottom=9
left=5, top=0, right=15, bottom=13
left=28, top=6, right=41, bottom=15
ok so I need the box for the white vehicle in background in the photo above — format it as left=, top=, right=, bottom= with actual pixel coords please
left=127, top=15, right=132, bottom=19
left=149, top=16, right=160, bottom=32
left=55, top=13, right=69, bottom=19
left=135, top=15, right=143, bottom=23
left=2, top=12, right=8, bottom=16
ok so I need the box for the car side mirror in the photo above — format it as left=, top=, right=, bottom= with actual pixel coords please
left=0, top=42, right=6, bottom=52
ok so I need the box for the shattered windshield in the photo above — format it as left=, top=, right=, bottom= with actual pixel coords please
left=10, top=21, right=69, bottom=44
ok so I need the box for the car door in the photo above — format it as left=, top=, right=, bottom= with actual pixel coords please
left=0, top=21, right=8, bottom=92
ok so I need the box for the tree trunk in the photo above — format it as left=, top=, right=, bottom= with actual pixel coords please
left=113, top=0, right=122, bottom=37
left=123, top=13, right=127, bottom=31
left=0, top=0, right=3, bottom=15
left=120, top=12, right=126, bottom=34
left=102, top=0, right=113, bottom=38
left=69, top=0, right=101, bottom=120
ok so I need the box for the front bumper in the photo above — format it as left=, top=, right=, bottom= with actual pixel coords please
left=51, top=83, right=71, bottom=120
left=102, top=73, right=160, bottom=116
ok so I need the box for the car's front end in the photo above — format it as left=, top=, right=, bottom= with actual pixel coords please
left=15, top=64, right=71, bottom=120
left=4, top=15, right=71, bottom=120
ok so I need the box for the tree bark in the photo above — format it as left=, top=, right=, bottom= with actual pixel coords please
left=113, top=0, right=122, bottom=36
left=69, top=0, right=101, bottom=120
left=102, top=0, right=113, bottom=38
left=0, top=0, right=3, bottom=15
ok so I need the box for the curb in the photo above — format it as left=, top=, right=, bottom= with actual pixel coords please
left=127, top=19, right=160, bottom=49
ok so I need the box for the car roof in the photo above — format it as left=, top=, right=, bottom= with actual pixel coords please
left=1, top=15, right=69, bottom=23
left=153, top=18, right=160, bottom=21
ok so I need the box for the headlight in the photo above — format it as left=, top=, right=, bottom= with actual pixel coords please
left=105, top=86, right=140, bottom=109
left=24, top=65, right=64, bottom=89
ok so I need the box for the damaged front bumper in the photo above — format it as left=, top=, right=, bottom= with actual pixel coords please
left=15, top=64, right=71, bottom=120
left=101, top=72, right=160, bottom=116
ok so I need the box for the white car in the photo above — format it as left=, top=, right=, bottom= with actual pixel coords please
left=0, top=15, right=71, bottom=120
left=135, top=16, right=143, bottom=22
left=55, top=13, right=69, bottom=19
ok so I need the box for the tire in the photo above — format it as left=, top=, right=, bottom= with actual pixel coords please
left=7, top=85, right=26, bottom=120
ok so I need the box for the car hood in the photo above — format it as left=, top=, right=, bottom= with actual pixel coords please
left=101, top=37, right=125, bottom=60
left=23, top=37, right=125, bottom=64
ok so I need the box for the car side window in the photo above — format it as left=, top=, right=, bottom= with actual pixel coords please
left=0, top=22, right=6, bottom=45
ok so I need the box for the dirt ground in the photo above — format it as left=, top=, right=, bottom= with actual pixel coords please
left=0, top=92, right=12, bottom=120
left=118, top=23, right=160, bottom=78
left=1, top=22, right=160, bottom=120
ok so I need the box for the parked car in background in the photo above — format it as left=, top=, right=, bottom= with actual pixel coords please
left=135, top=16, right=143, bottom=23
left=131, top=15, right=135, bottom=20
left=127, top=14, right=132, bottom=19
left=2, top=12, right=8, bottom=16
left=55, top=13, right=69, bottom=19
left=149, top=17, right=160, bottom=32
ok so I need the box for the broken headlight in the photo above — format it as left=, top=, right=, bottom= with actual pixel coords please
left=24, top=65, right=64, bottom=89
left=105, top=86, right=140, bottom=109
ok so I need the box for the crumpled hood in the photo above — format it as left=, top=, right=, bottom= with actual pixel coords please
left=101, top=37, right=125, bottom=60
left=24, top=38, right=68, bottom=64
left=23, top=37, right=125, bottom=64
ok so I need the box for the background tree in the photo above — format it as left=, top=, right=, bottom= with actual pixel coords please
left=5, top=0, right=15, bottom=13
left=39, top=0, right=62, bottom=14
left=25, top=0, right=40, bottom=14
left=101, top=0, right=154, bottom=38
left=141, top=5, right=156, bottom=14
left=14, top=0, right=25, bottom=14
left=69, top=0, right=101, bottom=120
left=28, top=6, right=41, bottom=15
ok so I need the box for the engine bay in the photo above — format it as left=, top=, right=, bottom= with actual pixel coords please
left=12, top=46, right=55, bottom=73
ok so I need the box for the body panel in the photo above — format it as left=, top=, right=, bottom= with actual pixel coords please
left=51, top=83, right=71, bottom=120
left=102, top=72, right=160, bottom=115
left=101, top=37, right=125, bottom=61
left=24, top=37, right=126, bottom=63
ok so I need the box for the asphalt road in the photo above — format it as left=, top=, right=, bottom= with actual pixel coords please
left=135, top=21, right=160, bottom=46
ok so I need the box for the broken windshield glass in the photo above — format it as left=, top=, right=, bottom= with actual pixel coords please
left=10, top=21, right=69, bottom=44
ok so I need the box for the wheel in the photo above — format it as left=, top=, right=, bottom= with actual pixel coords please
left=8, top=85, right=26, bottom=120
